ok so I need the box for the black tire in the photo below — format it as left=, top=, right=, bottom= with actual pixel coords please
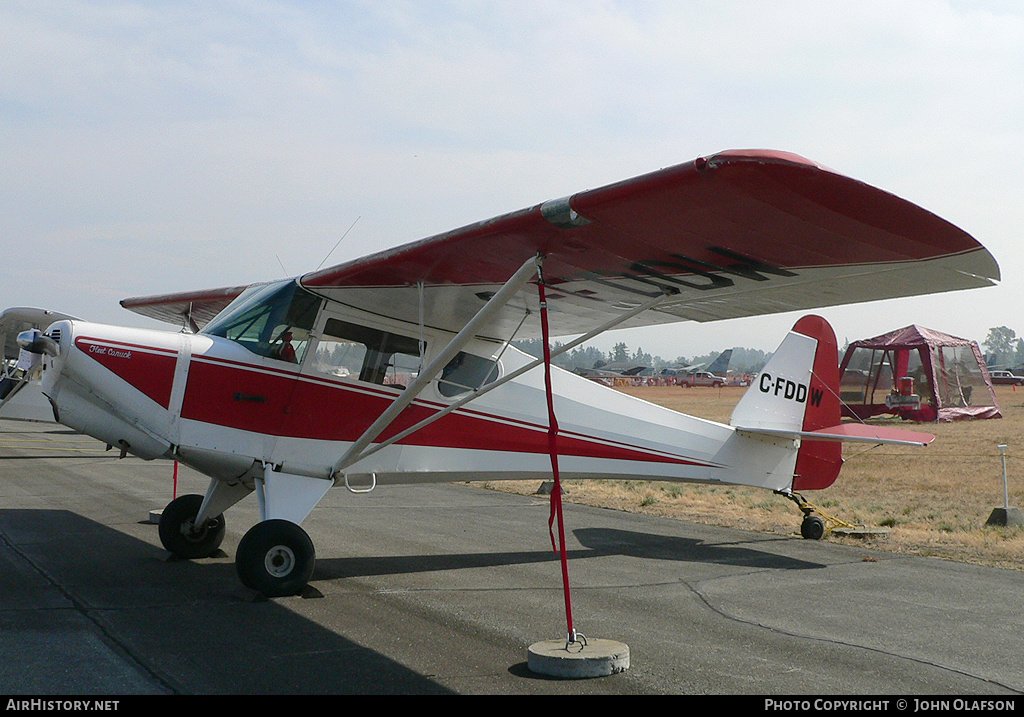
left=236, top=519, right=315, bottom=597
left=158, top=493, right=226, bottom=559
left=800, top=515, right=825, bottom=540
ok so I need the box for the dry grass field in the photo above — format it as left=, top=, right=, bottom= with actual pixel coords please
left=483, top=384, right=1024, bottom=571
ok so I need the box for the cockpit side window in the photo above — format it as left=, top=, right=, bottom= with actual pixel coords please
left=203, top=280, right=321, bottom=364
left=313, top=318, right=422, bottom=387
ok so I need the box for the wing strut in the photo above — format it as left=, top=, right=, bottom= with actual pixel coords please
left=331, top=255, right=542, bottom=478
left=333, top=283, right=677, bottom=470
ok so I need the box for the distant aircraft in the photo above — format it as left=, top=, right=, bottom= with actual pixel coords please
left=15, top=149, right=996, bottom=598
left=705, top=349, right=732, bottom=376
left=653, top=348, right=734, bottom=385
left=574, top=362, right=647, bottom=381
left=674, top=348, right=734, bottom=376
left=1, top=307, right=77, bottom=421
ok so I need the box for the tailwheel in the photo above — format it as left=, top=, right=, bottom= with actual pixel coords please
left=159, top=493, right=226, bottom=559
left=800, top=514, right=826, bottom=540
left=236, top=519, right=315, bottom=597
left=777, top=489, right=855, bottom=540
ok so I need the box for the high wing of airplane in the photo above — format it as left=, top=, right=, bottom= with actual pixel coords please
left=120, top=149, right=997, bottom=336
left=17, top=149, right=997, bottom=599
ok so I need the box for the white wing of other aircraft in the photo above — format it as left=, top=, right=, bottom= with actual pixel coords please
left=1, top=307, right=79, bottom=421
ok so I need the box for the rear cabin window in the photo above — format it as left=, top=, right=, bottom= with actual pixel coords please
left=311, top=318, right=500, bottom=396
left=313, top=318, right=422, bottom=387
left=438, top=352, right=499, bottom=397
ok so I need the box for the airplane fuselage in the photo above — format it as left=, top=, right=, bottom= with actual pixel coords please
left=38, top=299, right=800, bottom=496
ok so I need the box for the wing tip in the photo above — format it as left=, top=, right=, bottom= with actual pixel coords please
left=702, top=148, right=823, bottom=171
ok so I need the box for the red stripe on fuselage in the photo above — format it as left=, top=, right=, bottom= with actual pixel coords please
left=180, top=355, right=710, bottom=467
left=75, top=337, right=177, bottom=409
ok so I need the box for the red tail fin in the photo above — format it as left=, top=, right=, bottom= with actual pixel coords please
left=791, top=315, right=843, bottom=490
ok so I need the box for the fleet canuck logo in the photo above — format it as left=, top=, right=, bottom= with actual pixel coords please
left=759, top=372, right=824, bottom=408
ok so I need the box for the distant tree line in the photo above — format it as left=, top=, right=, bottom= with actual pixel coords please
left=509, top=326, right=1024, bottom=376
left=512, top=339, right=770, bottom=375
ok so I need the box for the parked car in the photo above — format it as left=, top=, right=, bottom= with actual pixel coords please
left=680, top=370, right=726, bottom=388
left=989, top=369, right=1024, bottom=386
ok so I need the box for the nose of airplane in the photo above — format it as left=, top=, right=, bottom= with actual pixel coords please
left=16, top=327, right=59, bottom=356
left=31, top=319, right=176, bottom=461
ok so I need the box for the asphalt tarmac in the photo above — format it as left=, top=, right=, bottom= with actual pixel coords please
left=1, top=418, right=1022, bottom=696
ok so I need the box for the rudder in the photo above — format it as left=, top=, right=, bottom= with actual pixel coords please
left=790, top=315, right=843, bottom=490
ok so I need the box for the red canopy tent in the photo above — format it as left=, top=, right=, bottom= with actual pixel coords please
left=839, top=325, right=1000, bottom=422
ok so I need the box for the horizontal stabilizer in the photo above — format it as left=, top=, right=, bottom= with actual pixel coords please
left=736, top=422, right=934, bottom=447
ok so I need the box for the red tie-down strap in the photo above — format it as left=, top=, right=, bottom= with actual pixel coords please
left=538, top=273, right=576, bottom=643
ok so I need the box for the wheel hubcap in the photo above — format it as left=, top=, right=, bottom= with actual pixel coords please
left=180, top=519, right=208, bottom=543
left=264, top=545, right=295, bottom=578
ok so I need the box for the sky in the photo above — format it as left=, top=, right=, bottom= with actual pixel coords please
left=3, top=1, right=1023, bottom=361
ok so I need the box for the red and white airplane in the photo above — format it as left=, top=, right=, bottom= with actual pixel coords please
left=16, top=149, right=998, bottom=597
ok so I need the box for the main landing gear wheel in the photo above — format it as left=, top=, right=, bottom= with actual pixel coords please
left=800, top=514, right=826, bottom=540
left=158, top=493, right=226, bottom=559
left=236, top=519, right=315, bottom=597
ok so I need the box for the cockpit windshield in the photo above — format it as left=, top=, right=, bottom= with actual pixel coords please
left=203, top=279, right=321, bottom=363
